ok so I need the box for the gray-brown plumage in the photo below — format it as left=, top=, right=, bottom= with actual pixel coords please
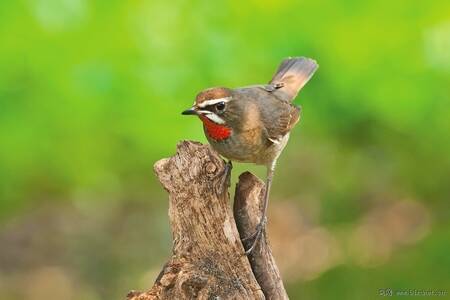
left=182, top=57, right=318, bottom=253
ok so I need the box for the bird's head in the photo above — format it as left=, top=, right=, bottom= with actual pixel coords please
left=182, top=87, right=233, bottom=124
left=182, top=87, right=236, bottom=141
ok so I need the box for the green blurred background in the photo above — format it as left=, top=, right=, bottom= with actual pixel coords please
left=1, top=0, right=449, bottom=299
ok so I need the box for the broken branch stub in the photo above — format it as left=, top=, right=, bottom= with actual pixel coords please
left=234, top=172, right=288, bottom=300
left=127, top=141, right=288, bottom=300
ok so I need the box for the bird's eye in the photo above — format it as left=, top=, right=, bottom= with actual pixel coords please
left=216, top=101, right=226, bottom=112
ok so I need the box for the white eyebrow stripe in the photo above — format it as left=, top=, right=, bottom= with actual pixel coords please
left=197, top=97, right=232, bottom=108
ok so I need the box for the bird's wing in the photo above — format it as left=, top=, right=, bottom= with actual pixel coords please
left=235, top=84, right=281, bottom=92
left=264, top=103, right=301, bottom=143
left=269, top=57, right=318, bottom=102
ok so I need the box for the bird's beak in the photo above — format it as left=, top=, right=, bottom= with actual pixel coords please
left=181, top=107, right=198, bottom=115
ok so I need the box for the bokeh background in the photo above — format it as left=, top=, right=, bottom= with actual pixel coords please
left=1, top=0, right=449, bottom=299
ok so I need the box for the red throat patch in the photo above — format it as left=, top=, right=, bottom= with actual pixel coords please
left=198, top=115, right=232, bottom=141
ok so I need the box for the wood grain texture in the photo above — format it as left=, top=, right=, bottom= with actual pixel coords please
left=234, top=172, right=289, bottom=300
left=127, top=141, right=288, bottom=300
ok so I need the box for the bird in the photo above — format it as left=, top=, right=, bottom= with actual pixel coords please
left=182, top=57, right=318, bottom=254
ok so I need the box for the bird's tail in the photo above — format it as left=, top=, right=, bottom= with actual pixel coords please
left=269, top=57, right=318, bottom=102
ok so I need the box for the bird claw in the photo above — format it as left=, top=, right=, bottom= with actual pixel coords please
left=241, top=229, right=259, bottom=241
left=242, top=217, right=267, bottom=255
left=226, top=160, right=233, bottom=171
left=217, top=160, right=232, bottom=192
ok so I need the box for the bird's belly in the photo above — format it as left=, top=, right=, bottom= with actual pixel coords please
left=207, top=131, right=290, bottom=166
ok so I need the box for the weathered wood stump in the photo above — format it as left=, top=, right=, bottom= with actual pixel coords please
left=127, top=141, right=288, bottom=300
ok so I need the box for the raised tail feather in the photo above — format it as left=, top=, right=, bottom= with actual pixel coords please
left=269, top=57, right=318, bottom=102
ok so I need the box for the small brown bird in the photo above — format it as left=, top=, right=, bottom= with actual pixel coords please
left=182, top=57, right=318, bottom=253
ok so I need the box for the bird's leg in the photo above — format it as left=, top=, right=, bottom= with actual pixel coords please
left=217, top=160, right=233, bottom=192
left=224, top=160, right=233, bottom=176
left=243, top=163, right=275, bottom=255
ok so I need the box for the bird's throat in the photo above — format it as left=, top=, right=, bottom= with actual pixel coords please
left=198, top=115, right=232, bottom=141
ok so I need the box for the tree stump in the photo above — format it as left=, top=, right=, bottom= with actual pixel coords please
left=126, top=141, right=288, bottom=300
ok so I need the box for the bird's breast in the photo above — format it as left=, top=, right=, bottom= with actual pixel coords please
left=199, top=115, right=232, bottom=141
left=206, top=126, right=278, bottom=165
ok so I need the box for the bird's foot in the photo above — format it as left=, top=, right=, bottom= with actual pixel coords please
left=226, top=160, right=233, bottom=173
left=217, top=160, right=233, bottom=192
left=242, top=217, right=267, bottom=255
